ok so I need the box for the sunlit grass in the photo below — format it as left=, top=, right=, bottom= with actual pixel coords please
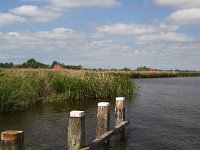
left=0, top=69, right=135, bottom=113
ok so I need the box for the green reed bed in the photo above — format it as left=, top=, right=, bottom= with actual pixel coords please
left=177, top=71, right=200, bottom=77
left=130, top=71, right=178, bottom=78
left=110, top=70, right=200, bottom=78
left=0, top=69, right=135, bottom=113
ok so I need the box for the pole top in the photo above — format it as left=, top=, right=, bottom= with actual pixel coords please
left=1, top=130, right=24, bottom=141
left=116, top=97, right=125, bottom=101
left=98, top=102, right=110, bottom=107
left=70, top=110, right=85, bottom=117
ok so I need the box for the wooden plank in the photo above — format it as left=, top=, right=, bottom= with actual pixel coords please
left=81, top=120, right=130, bottom=150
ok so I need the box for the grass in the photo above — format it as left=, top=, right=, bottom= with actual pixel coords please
left=109, top=70, right=200, bottom=78
left=0, top=69, right=135, bottom=113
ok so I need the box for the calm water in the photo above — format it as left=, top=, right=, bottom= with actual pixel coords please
left=1, top=77, right=200, bottom=150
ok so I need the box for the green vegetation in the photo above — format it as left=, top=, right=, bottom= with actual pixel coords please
left=130, top=71, right=177, bottom=78
left=136, top=66, right=148, bottom=71
left=110, top=70, right=200, bottom=78
left=21, top=58, right=49, bottom=68
left=0, top=58, right=83, bottom=70
left=177, top=71, right=200, bottom=77
left=0, top=69, right=135, bottom=114
left=1, top=59, right=199, bottom=114
left=0, top=62, right=14, bottom=68
left=1, top=59, right=200, bottom=77
left=51, top=60, right=83, bottom=70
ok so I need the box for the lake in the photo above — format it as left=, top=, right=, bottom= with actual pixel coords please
left=1, top=77, right=200, bottom=150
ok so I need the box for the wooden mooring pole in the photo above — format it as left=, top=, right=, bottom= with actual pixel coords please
left=96, top=102, right=110, bottom=139
left=1, top=130, right=25, bottom=150
left=115, top=97, right=126, bottom=139
left=68, top=110, right=85, bottom=150
left=115, top=97, right=125, bottom=125
left=1, top=97, right=129, bottom=150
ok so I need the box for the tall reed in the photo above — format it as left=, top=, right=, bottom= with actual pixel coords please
left=109, top=70, right=200, bottom=78
left=0, top=69, right=135, bottom=113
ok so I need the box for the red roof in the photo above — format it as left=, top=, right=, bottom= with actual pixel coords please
left=53, top=64, right=63, bottom=70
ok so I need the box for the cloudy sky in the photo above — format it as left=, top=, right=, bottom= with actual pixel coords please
left=0, top=0, right=200, bottom=70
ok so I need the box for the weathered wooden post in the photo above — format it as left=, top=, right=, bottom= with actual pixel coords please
left=68, top=110, right=85, bottom=150
left=96, top=102, right=110, bottom=138
left=115, top=97, right=125, bottom=138
left=115, top=97, right=125, bottom=125
left=1, top=130, right=25, bottom=150
left=80, top=99, right=130, bottom=150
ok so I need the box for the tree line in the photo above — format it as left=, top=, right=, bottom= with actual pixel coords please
left=0, top=58, right=83, bottom=70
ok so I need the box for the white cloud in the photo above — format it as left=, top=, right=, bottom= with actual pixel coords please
left=9, top=5, right=63, bottom=23
left=1, top=0, right=119, bottom=26
left=89, top=32, right=105, bottom=40
left=35, top=27, right=85, bottom=41
left=168, top=8, right=200, bottom=24
left=155, top=0, right=200, bottom=8
left=48, top=0, right=120, bottom=8
left=0, top=27, right=130, bottom=67
left=95, top=22, right=195, bottom=43
left=0, top=13, right=26, bottom=26
left=96, top=23, right=179, bottom=35
left=158, top=23, right=179, bottom=31
left=136, top=32, right=194, bottom=42
left=7, top=32, right=20, bottom=37
left=90, top=40, right=113, bottom=46
left=96, top=23, right=156, bottom=35
left=10, top=5, right=40, bottom=16
left=51, top=27, right=73, bottom=33
left=0, top=27, right=199, bottom=70
left=0, top=28, right=89, bottom=66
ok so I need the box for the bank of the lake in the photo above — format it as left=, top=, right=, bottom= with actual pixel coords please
left=1, top=77, right=199, bottom=150
left=0, top=69, right=135, bottom=113
left=111, top=70, right=200, bottom=78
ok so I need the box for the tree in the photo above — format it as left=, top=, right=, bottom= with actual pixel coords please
left=122, top=67, right=131, bottom=71
left=0, top=62, right=14, bottom=68
left=136, top=66, right=147, bottom=71
left=21, top=58, right=49, bottom=68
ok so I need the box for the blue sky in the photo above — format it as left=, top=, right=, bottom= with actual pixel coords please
left=0, top=0, right=200, bottom=70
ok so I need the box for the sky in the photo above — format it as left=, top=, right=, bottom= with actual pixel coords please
left=0, top=0, right=200, bottom=70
